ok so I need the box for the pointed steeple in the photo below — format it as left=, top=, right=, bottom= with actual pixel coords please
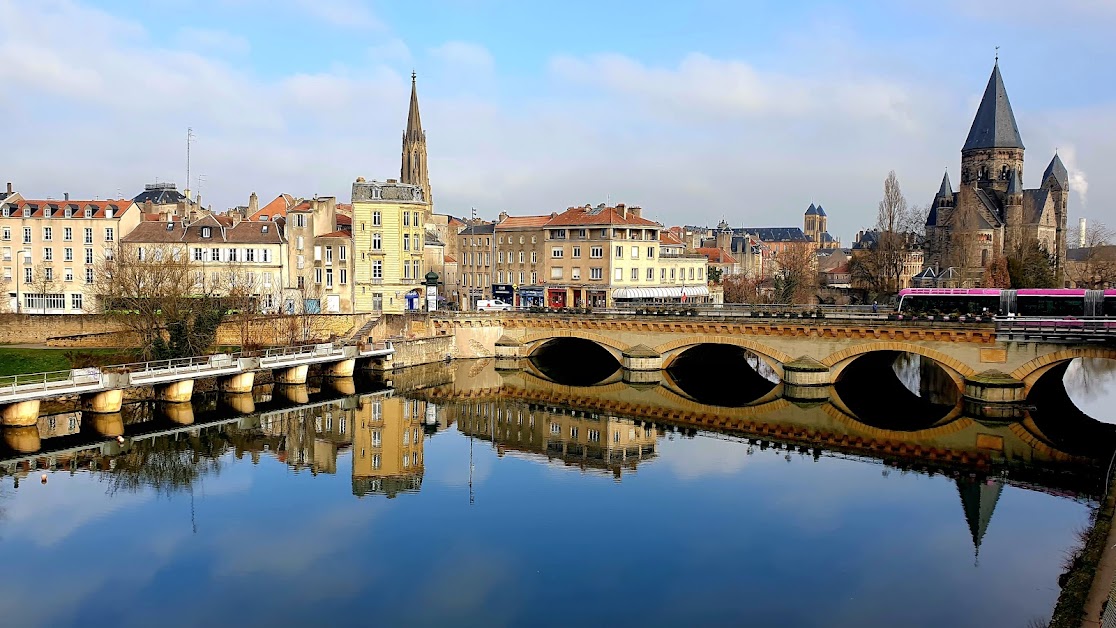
left=937, top=171, right=953, bottom=197
left=1006, top=169, right=1023, bottom=196
left=963, top=64, right=1025, bottom=152
left=1042, top=153, right=1068, bottom=189
left=957, top=477, right=1003, bottom=561
left=805, top=203, right=818, bottom=216
left=406, top=71, right=423, bottom=138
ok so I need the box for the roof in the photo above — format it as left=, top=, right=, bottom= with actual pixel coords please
left=317, top=230, right=351, bottom=239
left=497, top=215, right=551, bottom=229
left=659, top=231, right=684, bottom=246
left=6, top=199, right=135, bottom=219
left=406, top=73, right=423, bottom=137
left=820, top=232, right=836, bottom=243
left=335, top=213, right=352, bottom=225
left=804, top=203, right=817, bottom=216
left=122, top=215, right=285, bottom=245
left=815, top=204, right=826, bottom=217
left=444, top=255, right=458, bottom=264
left=425, top=231, right=445, bottom=246
left=962, top=63, right=1024, bottom=151
left=1042, top=154, right=1068, bottom=189
left=1067, top=245, right=1116, bottom=262
left=133, top=183, right=186, bottom=206
left=250, top=194, right=295, bottom=221
left=828, top=264, right=850, bottom=274
left=1006, top=169, right=1023, bottom=196
left=544, top=204, right=660, bottom=228
left=695, top=247, right=737, bottom=264
left=937, top=171, right=953, bottom=197
left=737, top=227, right=811, bottom=243
left=459, top=223, right=495, bottom=235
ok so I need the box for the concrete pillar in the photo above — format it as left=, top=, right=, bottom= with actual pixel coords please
left=494, top=337, right=523, bottom=371
left=220, top=371, right=255, bottom=394
left=325, top=359, right=356, bottom=378
left=3, top=426, right=40, bottom=453
left=782, top=356, right=831, bottom=387
left=326, top=377, right=356, bottom=396
left=275, top=364, right=309, bottom=385
left=1, top=400, right=41, bottom=427
left=223, top=392, right=256, bottom=415
left=82, top=389, right=123, bottom=414
left=622, top=345, right=662, bottom=372
left=160, top=402, right=195, bottom=425
left=156, top=379, right=194, bottom=403
left=963, top=370, right=1025, bottom=421
left=277, top=384, right=309, bottom=405
left=89, top=412, right=124, bottom=437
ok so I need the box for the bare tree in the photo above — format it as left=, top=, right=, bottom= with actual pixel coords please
left=27, top=266, right=60, bottom=314
left=722, top=274, right=769, bottom=304
left=941, top=203, right=986, bottom=287
left=771, top=243, right=816, bottom=304
left=850, top=172, right=925, bottom=295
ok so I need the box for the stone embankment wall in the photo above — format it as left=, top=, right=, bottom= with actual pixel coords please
left=388, top=335, right=456, bottom=369
left=0, top=314, right=126, bottom=344
left=29, top=314, right=359, bottom=348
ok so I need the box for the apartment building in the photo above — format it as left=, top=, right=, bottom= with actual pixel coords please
left=0, top=196, right=141, bottom=313
left=120, top=214, right=288, bottom=311
left=351, top=178, right=428, bottom=314
left=493, top=213, right=550, bottom=306
left=285, top=197, right=353, bottom=313
left=455, top=222, right=495, bottom=309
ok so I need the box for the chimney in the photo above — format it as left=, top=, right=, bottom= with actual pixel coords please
left=617, top=203, right=627, bottom=219
left=64, top=192, right=69, bottom=201
left=629, top=205, right=641, bottom=219
left=1079, top=218, right=1087, bottom=248
left=231, top=211, right=242, bottom=226
left=248, top=192, right=259, bottom=216
left=498, top=211, right=509, bottom=222
left=6, top=182, right=12, bottom=195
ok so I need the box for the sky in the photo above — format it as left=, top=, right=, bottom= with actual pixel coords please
left=1, top=0, right=1114, bottom=242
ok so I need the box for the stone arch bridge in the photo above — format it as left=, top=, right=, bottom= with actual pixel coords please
left=431, top=313, right=1116, bottom=406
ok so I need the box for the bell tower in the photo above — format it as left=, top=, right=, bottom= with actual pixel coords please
left=401, top=72, right=431, bottom=210
left=959, top=61, right=1024, bottom=194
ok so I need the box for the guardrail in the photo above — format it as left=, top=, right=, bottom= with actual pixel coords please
left=995, top=317, right=1116, bottom=341
left=0, top=369, right=103, bottom=396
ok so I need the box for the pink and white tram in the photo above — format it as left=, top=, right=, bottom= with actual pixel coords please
left=897, top=288, right=1116, bottom=317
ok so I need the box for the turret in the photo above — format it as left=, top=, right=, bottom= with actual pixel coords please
left=960, top=62, right=1024, bottom=192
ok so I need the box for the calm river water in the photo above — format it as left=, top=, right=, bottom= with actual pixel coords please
left=1, top=355, right=1114, bottom=627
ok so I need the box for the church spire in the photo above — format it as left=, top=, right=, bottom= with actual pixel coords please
left=963, top=63, right=1025, bottom=152
left=401, top=72, right=431, bottom=207
left=937, top=171, right=953, bottom=197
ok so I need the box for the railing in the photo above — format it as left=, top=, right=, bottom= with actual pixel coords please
left=125, top=354, right=238, bottom=383
left=995, top=317, right=1116, bottom=340
left=0, top=369, right=102, bottom=396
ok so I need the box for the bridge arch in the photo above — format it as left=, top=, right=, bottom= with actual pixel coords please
left=654, top=336, right=792, bottom=376
left=822, top=342, right=974, bottom=385
left=1010, top=347, right=1116, bottom=391
left=520, top=330, right=629, bottom=361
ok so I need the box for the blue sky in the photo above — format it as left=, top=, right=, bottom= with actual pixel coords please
left=1, top=0, right=1114, bottom=240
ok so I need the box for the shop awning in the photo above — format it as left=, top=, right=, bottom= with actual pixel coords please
left=612, top=285, right=710, bottom=299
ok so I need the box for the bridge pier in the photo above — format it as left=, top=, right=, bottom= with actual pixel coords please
left=622, top=345, right=662, bottom=371
left=275, top=364, right=309, bottom=385
left=156, top=380, right=194, bottom=403
left=3, top=426, right=40, bottom=453
left=324, top=359, right=356, bottom=378
left=220, top=371, right=255, bottom=394
left=623, top=369, right=662, bottom=386
left=495, top=337, right=524, bottom=371
left=326, top=377, right=356, bottom=396
left=160, top=402, right=195, bottom=425
left=277, top=384, right=310, bottom=405
left=82, top=389, right=123, bottom=414
left=222, top=392, right=256, bottom=414
left=963, top=370, right=1026, bottom=421
left=1, top=400, right=41, bottom=427
left=88, top=412, right=125, bottom=437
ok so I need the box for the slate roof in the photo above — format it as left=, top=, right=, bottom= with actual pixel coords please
left=963, top=64, right=1024, bottom=151
left=459, top=223, right=495, bottom=235
left=1006, top=169, right=1023, bottom=196
left=736, top=227, right=811, bottom=243
left=6, top=199, right=135, bottom=219
left=133, top=184, right=186, bottom=206
left=937, top=171, right=953, bottom=197
left=1067, top=246, right=1116, bottom=262
left=804, top=203, right=818, bottom=216
left=1042, top=154, right=1069, bottom=189
left=815, top=205, right=827, bottom=217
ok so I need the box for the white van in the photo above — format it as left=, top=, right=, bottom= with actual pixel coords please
left=476, top=299, right=513, bottom=311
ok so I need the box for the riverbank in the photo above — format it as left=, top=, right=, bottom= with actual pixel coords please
left=1049, top=457, right=1116, bottom=627
left=0, top=347, right=132, bottom=377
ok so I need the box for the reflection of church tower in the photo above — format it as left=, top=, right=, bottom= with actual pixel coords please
left=956, top=477, right=1003, bottom=562
left=401, top=72, right=432, bottom=210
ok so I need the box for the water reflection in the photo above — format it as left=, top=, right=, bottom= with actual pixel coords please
left=834, top=352, right=961, bottom=431
left=1061, top=358, right=1116, bottom=423
left=666, top=344, right=779, bottom=407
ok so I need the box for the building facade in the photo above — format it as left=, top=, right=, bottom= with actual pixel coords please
left=351, top=179, right=428, bottom=314
left=1, top=197, right=141, bottom=313
left=352, top=393, right=426, bottom=498
left=284, top=197, right=353, bottom=313
left=456, top=223, right=495, bottom=309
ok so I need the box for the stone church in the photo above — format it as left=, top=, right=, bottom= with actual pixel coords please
left=925, top=62, right=1068, bottom=281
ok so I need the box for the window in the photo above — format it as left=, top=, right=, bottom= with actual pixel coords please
left=403, top=212, right=411, bottom=227
left=661, top=268, right=666, bottom=280
left=647, top=267, right=654, bottom=280
left=202, top=226, right=212, bottom=238
left=496, top=270, right=504, bottom=283
left=71, top=293, right=83, bottom=310
left=588, top=429, right=600, bottom=442
left=572, top=246, right=581, bottom=258
left=571, top=267, right=581, bottom=280
left=551, top=247, right=563, bottom=259
left=372, top=233, right=382, bottom=250
left=84, top=228, right=93, bottom=244
left=23, top=227, right=31, bottom=244
left=578, top=229, right=587, bottom=239
left=210, top=247, right=220, bottom=262
left=550, top=423, right=561, bottom=435
left=403, top=234, right=410, bottom=251
left=530, top=251, right=537, bottom=263
left=315, top=268, right=322, bottom=284
left=297, top=276, right=305, bottom=289
left=339, top=246, right=346, bottom=261
left=245, top=248, right=255, bottom=262
left=85, top=248, right=93, bottom=264
left=264, top=272, right=272, bottom=287
left=591, top=267, right=603, bottom=280
left=600, top=229, right=608, bottom=238
left=498, top=251, right=504, bottom=264
left=44, top=267, right=53, bottom=281
left=615, top=245, right=623, bottom=258
left=24, top=267, right=32, bottom=283
left=550, top=267, right=563, bottom=280
left=671, top=268, right=676, bottom=280
left=631, top=268, right=638, bottom=280
left=64, top=268, right=73, bottom=282
left=296, top=235, right=304, bottom=250
left=192, top=248, right=203, bottom=261
left=325, top=246, right=334, bottom=263
left=518, top=271, right=524, bottom=284
left=261, top=249, right=271, bottom=263
left=326, top=268, right=333, bottom=287
left=228, top=248, right=238, bottom=262
left=615, top=268, right=623, bottom=281
left=43, top=227, right=52, bottom=241
left=63, top=227, right=72, bottom=242
left=1, top=227, right=8, bottom=241
left=590, top=246, right=603, bottom=258
left=340, top=268, right=347, bottom=284
left=518, top=251, right=524, bottom=264
left=295, top=214, right=306, bottom=228
left=43, top=248, right=52, bottom=262
left=403, top=262, right=411, bottom=279
left=689, top=267, right=695, bottom=280
left=647, top=246, right=655, bottom=259
left=531, top=271, right=537, bottom=284
left=85, top=268, right=94, bottom=284
left=631, top=246, right=639, bottom=259
left=373, top=211, right=382, bottom=226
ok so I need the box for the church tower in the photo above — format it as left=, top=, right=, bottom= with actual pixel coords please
left=401, top=72, right=431, bottom=209
left=959, top=61, right=1024, bottom=193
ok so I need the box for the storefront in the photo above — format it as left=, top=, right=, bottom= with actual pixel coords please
left=492, top=283, right=514, bottom=304
left=517, top=286, right=545, bottom=308
left=546, top=288, right=567, bottom=308
left=587, top=290, right=608, bottom=308
left=612, top=285, right=711, bottom=305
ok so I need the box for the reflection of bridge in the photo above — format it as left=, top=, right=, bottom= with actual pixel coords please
left=434, top=313, right=1116, bottom=407
left=0, top=342, right=394, bottom=428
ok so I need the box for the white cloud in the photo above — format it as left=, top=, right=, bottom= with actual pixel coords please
left=430, top=41, right=495, bottom=74
left=175, top=27, right=250, bottom=55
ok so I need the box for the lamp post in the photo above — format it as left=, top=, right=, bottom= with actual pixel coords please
left=424, top=270, right=440, bottom=312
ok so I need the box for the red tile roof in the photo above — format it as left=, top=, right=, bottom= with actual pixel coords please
left=497, top=215, right=551, bottom=229
left=660, top=231, right=684, bottom=246
left=544, top=204, right=660, bottom=228
left=249, top=194, right=294, bottom=221
left=10, top=200, right=136, bottom=219
left=122, top=214, right=285, bottom=245
left=695, top=247, right=737, bottom=264
left=444, top=255, right=457, bottom=263
left=335, top=213, right=352, bottom=225
left=317, top=230, right=351, bottom=239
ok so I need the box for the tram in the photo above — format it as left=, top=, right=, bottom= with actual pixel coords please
left=897, top=288, right=1116, bottom=317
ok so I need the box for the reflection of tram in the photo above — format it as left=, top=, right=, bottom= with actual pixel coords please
left=898, top=288, right=1116, bottom=317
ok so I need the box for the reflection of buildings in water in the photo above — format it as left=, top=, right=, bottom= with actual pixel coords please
left=450, top=399, right=659, bottom=479
left=958, top=476, right=1003, bottom=560
left=352, top=395, right=425, bottom=497
left=39, top=412, right=82, bottom=439
left=260, top=399, right=354, bottom=475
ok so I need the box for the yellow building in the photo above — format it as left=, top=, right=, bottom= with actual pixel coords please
left=352, top=393, right=426, bottom=497
left=351, top=179, right=428, bottom=314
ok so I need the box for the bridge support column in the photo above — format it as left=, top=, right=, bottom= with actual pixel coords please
left=89, top=412, right=124, bottom=437
left=623, top=369, right=662, bottom=386
left=277, top=384, right=309, bottom=405
left=82, top=389, right=123, bottom=414
left=364, top=354, right=394, bottom=372
left=3, top=426, right=40, bottom=453
left=781, top=357, right=832, bottom=402
left=622, top=345, right=662, bottom=371
left=494, top=337, right=523, bottom=371
left=220, top=371, right=255, bottom=394
left=223, top=392, right=256, bottom=414
left=963, top=370, right=1026, bottom=421
left=326, top=377, right=356, bottom=396
left=1, top=400, right=41, bottom=427
left=160, top=402, right=195, bottom=425
left=276, top=364, right=309, bottom=385
left=325, top=359, right=355, bottom=378
left=156, top=380, right=194, bottom=403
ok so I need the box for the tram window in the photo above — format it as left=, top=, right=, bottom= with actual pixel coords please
left=1017, top=297, right=1085, bottom=317
left=1104, top=298, right=1116, bottom=317
left=901, top=295, right=997, bottom=315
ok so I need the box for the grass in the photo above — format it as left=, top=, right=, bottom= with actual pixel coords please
left=0, top=347, right=136, bottom=377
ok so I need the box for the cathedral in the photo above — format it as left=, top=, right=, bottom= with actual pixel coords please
left=925, top=62, right=1068, bottom=281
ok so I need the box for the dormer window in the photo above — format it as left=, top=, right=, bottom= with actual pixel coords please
left=261, top=225, right=269, bottom=233
left=166, top=221, right=175, bottom=231
left=64, top=207, right=72, bottom=218
left=106, top=208, right=114, bottom=219
left=84, top=207, right=93, bottom=218
left=22, top=206, right=31, bottom=218
left=201, top=226, right=212, bottom=238
left=1, top=206, right=8, bottom=218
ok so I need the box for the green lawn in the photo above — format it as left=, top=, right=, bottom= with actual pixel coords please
left=0, top=347, right=135, bottom=377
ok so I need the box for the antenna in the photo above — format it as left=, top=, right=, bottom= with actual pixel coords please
left=186, top=127, right=196, bottom=200
left=196, top=174, right=207, bottom=200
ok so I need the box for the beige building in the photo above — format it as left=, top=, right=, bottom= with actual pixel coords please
left=120, top=214, right=288, bottom=311
left=352, top=179, right=429, bottom=314
left=494, top=213, right=550, bottom=307
left=455, top=222, right=495, bottom=309
left=352, top=394, right=426, bottom=497
left=1, top=195, right=141, bottom=313
left=283, top=197, right=353, bottom=313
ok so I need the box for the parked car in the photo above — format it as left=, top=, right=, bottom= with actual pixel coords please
left=476, top=299, right=513, bottom=311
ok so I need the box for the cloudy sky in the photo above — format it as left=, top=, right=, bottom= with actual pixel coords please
left=1, top=0, right=1113, bottom=241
